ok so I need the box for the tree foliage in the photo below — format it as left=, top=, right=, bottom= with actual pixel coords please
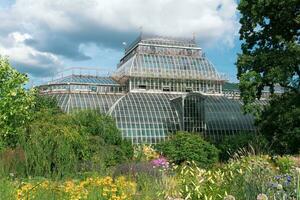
left=0, top=56, right=35, bottom=147
left=19, top=108, right=133, bottom=177
left=237, top=1, right=300, bottom=154
left=217, top=133, right=269, bottom=161
left=22, top=112, right=88, bottom=177
left=156, top=132, right=219, bottom=168
left=258, top=92, right=300, bottom=154
left=32, top=94, right=61, bottom=115
left=71, top=110, right=133, bottom=167
left=237, top=0, right=300, bottom=113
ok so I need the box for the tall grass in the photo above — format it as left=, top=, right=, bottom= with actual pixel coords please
left=0, top=178, right=16, bottom=200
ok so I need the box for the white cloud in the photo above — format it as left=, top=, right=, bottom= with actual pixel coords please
left=14, top=0, right=238, bottom=43
left=0, top=32, right=63, bottom=77
left=0, top=0, right=239, bottom=77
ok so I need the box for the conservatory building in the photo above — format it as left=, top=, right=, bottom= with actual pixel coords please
left=39, top=35, right=264, bottom=144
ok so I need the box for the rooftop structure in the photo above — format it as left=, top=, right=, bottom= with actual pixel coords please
left=113, top=35, right=227, bottom=94
left=39, top=35, right=264, bottom=144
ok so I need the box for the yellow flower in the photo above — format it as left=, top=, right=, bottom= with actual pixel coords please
left=15, top=176, right=137, bottom=200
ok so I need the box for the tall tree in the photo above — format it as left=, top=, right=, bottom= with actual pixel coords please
left=237, top=0, right=300, bottom=114
left=237, top=0, right=300, bottom=154
left=0, top=56, right=35, bottom=147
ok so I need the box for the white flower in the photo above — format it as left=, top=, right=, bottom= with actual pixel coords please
left=224, top=195, right=235, bottom=200
left=257, top=193, right=268, bottom=200
left=276, top=184, right=283, bottom=190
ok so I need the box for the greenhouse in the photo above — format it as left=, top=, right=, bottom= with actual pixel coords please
left=39, top=35, right=265, bottom=144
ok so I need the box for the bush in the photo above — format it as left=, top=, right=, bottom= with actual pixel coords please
left=0, top=147, right=26, bottom=177
left=156, top=132, right=219, bottom=168
left=217, top=133, right=269, bottom=161
left=71, top=110, right=133, bottom=167
left=71, top=110, right=123, bottom=144
left=32, top=95, right=61, bottom=115
left=273, top=156, right=295, bottom=174
left=22, top=108, right=133, bottom=177
left=21, top=112, right=88, bottom=177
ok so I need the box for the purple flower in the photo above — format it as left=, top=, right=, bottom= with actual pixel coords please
left=285, top=175, right=292, bottom=182
left=151, top=157, right=169, bottom=168
left=274, top=175, right=281, bottom=180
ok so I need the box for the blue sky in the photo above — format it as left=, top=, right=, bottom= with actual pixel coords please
left=0, top=0, right=241, bottom=84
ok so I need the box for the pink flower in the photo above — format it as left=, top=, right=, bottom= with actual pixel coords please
left=151, top=157, right=169, bottom=168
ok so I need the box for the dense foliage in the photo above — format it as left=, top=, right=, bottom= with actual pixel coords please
left=156, top=132, right=219, bottom=168
left=237, top=0, right=300, bottom=154
left=217, top=133, right=269, bottom=161
left=32, top=94, right=61, bottom=115
left=259, top=92, right=300, bottom=154
left=72, top=110, right=133, bottom=168
left=0, top=57, right=35, bottom=147
left=21, top=111, right=88, bottom=177
left=237, top=0, right=300, bottom=112
left=0, top=93, right=133, bottom=178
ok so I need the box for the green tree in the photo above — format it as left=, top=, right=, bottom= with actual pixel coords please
left=237, top=1, right=300, bottom=154
left=0, top=56, right=35, bottom=147
left=259, top=92, right=300, bottom=154
left=237, top=0, right=300, bottom=114
left=156, top=132, right=219, bottom=168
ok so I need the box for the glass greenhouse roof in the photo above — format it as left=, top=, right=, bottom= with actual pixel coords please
left=113, top=35, right=226, bottom=82
left=50, top=75, right=119, bottom=85
left=48, top=93, right=123, bottom=113
left=125, top=34, right=198, bottom=54
left=109, top=93, right=180, bottom=144
left=47, top=92, right=262, bottom=143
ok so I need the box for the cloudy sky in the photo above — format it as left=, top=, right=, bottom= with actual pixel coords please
left=0, top=0, right=241, bottom=84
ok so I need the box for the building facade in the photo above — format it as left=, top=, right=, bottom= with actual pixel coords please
left=39, top=35, right=265, bottom=144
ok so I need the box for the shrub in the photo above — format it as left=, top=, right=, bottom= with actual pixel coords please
left=156, top=132, right=219, bottom=168
left=71, top=110, right=133, bottom=167
left=32, top=95, right=61, bottom=115
left=13, top=108, right=134, bottom=177
left=21, top=112, right=89, bottom=177
left=0, top=147, right=26, bottom=177
left=71, top=110, right=122, bottom=144
left=273, top=156, right=295, bottom=174
left=133, top=144, right=160, bottom=162
left=217, top=133, right=269, bottom=161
